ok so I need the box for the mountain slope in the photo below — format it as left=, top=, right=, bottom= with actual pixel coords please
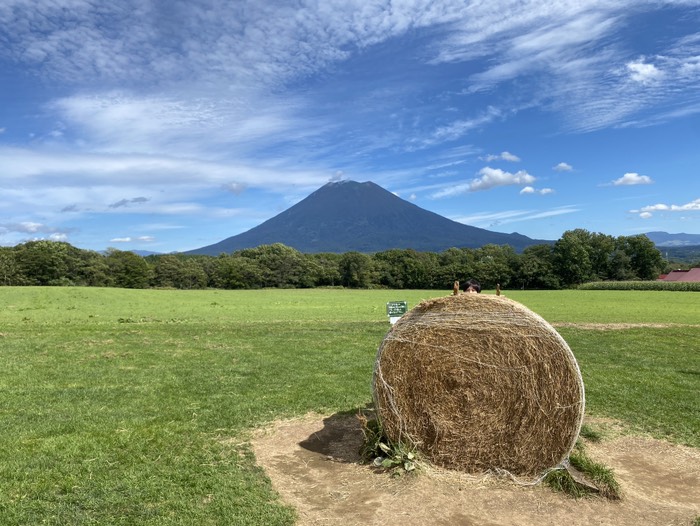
left=185, top=180, right=550, bottom=255
left=643, top=231, right=700, bottom=247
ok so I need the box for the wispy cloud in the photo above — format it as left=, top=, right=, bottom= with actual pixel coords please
left=110, top=235, right=154, bottom=243
left=452, top=205, right=580, bottom=228
left=0, top=221, right=63, bottom=235
left=482, top=151, right=520, bottom=162
left=412, top=106, right=502, bottom=149
left=108, top=197, right=149, bottom=209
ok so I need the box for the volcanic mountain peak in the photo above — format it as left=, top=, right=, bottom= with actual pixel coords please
left=185, top=180, right=549, bottom=254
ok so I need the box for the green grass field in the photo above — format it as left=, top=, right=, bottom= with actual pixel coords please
left=1, top=287, right=698, bottom=525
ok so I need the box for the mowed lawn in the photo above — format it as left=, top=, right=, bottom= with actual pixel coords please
left=1, top=287, right=698, bottom=525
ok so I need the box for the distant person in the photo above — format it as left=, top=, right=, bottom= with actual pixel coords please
left=453, top=280, right=460, bottom=295
left=464, top=279, right=481, bottom=294
left=496, top=283, right=501, bottom=296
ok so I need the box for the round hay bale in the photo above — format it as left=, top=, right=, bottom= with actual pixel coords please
left=372, top=293, right=584, bottom=476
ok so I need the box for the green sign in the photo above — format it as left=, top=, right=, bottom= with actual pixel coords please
left=386, top=301, right=408, bottom=317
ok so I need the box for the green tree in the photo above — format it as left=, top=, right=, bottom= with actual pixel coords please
left=104, top=249, right=153, bottom=288
left=176, top=258, right=208, bottom=289
left=0, top=247, right=22, bottom=285
left=617, top=234, right=664, bottom=280
left=307, top=253, right=342, bottom=286
left=472, top=244, right=517, bottom=289
left=517, top=244, right=559, bottom=289
left=434, top=248, right=476, bottom=289
left=553, top=229, right=595, bottom=286
left=74, top=249, right=111, bottom=286
left=338, top=252, right=376, bottom=288
left=211, top=255, right=263, bottom=289
left=152, top=255, right=183, bottom=288
left=375, top=249, right=437, bottom=289
left=587, top=232, right=616, bottom=280
left=607, top=249, right=635, bottom=281
left=152, top=255, right=207, bottom=289
left=238, top=243, right=313, bottom=288
left=13, top=240, right=76, bottom=285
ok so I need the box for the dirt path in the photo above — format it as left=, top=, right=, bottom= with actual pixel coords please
left=252, top=413, right=700, bottom=526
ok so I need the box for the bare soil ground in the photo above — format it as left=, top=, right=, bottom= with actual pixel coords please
left=252, top=413, right=700, bottom=526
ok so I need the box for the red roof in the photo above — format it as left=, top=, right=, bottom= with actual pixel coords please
left=659, top=268, right=700, bottom=282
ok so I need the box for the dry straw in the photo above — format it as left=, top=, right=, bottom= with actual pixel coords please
left=372, top=293, right=585, bottom=477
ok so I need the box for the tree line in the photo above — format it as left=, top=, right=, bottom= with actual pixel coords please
left=0, top=229, right=673, bottom=290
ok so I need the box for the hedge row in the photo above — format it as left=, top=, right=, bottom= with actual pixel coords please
left=578, top=281, right=700, bottom=291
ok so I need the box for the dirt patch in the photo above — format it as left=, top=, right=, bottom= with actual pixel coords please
left=252, top=413, right=700, bottom=526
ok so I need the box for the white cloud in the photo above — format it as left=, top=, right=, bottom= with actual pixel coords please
left=639, top=203, right=670, bottom=212
left=651, top=198, right=700, bottom=212
left=482, top=151, right=520, bottom=162
left=612, top=172, right=653, bottom=186
left=470, top=167, right=535, bottom=192
left=627, top=58, right=664, bottom=85
left=0, top=221, right=63, bottom=235
left=432, top=167, right=535, bottom=198
left=631, top=198, right=700, bottom=218
left=553, top=162, right=573, bottom=172
left=520, top=186, right=553, bottom=195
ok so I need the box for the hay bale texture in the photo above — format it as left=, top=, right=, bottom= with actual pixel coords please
left=372, top=293, right=584, bottom=476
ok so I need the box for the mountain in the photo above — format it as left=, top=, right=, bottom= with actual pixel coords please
left=643, top=231, right=700, bottom=247
left=644, top=232, right=700, bottom=264
left=185, top=180, right=550, bottom=255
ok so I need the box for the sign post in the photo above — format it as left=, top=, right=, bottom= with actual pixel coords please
left=386, top=300, right=408, bottom=325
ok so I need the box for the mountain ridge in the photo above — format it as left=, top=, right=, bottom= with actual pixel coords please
left=642, top=231, right=700, bottom=247
left=185, top=180, right=550, bottom=255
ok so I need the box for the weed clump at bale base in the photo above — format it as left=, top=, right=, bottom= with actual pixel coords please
left=372, top=293, right=585, bottom=477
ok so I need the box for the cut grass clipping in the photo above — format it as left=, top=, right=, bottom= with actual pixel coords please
left=373, top=294, right=585, bottom=478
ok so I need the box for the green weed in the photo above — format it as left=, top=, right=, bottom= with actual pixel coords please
left=544, top=441, right=620, bottom=500
left=579, top=424, right=603, bottom=442
left=357, top=413, right=418, bottom=475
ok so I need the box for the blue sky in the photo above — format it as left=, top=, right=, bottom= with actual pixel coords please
left=1, top=0, right=699, bottom=253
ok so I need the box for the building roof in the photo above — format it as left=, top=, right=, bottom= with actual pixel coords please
left=658, top=268, right=700, bottom=282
